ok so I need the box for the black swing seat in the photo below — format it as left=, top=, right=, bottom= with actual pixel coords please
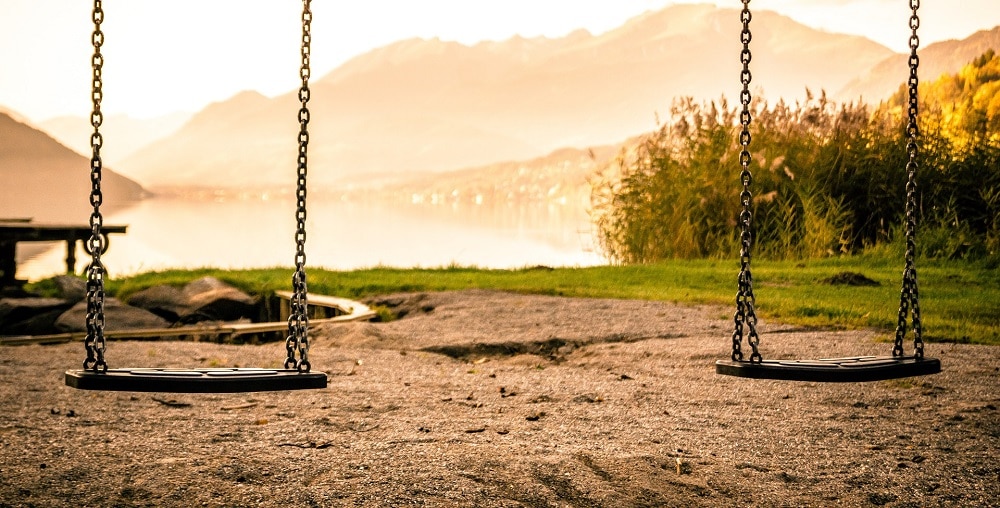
left=65, top=367, right=328, bottom=393
left=715, top=355, right=940, bottom=382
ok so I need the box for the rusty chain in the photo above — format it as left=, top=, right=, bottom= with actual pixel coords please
left=731, top=0, right=762, bottom=363
left=894, top=0, right=924, bottom=359
left=81, top=1, right=320, bottom=374
left=84, top=0, right=108, bottom=373
left=286, top=0, right=313, bottom=372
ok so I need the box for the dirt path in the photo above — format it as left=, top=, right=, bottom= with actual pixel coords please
left=1, top=290, right=997, bottom=507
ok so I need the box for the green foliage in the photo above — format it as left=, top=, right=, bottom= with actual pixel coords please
left=47, top=257, right=997, bottom=346
left=21, top=276, right=66, bottom=298
left=905, top=48, right=1000, bottom=149
left=591, top=99, right=739, bottom=262
left=880, top=49, right=1000, bottom=259
left=593, top=52, right=1000, bottom=264
left=371, top=304, right=398, bottom=322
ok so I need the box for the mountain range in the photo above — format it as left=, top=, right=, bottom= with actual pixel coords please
left=0, top=112, right=146, bottom=223
left=115, top=4, right=900, bottom=189
left=839, top=26, right=1000, bottom=101
left=39, top=111, right=191, bottom=167
left=5, top=4, right=1000, bottom=196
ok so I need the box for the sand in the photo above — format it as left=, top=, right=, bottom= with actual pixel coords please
left=1, top=290, right=997, bottom=507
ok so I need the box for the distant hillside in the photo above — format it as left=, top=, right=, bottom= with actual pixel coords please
left=0, top=112, right=147, bottom=223
left=838, top=26, right=1000, bottom=102
left=40, top=111, right=191, bottom=167
left=374, top=144, right=623, bottom=209
left=118, top=4, right=894, bottom=189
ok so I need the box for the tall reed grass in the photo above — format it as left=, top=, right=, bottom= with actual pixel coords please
left=591, top=53, right=1000, bottom=265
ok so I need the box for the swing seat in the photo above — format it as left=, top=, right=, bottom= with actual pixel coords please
left=715, top=355, right=940, bottom=382
left=65, top=368, right=327, bottom=393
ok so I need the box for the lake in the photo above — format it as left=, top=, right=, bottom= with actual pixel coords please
left=17, top=195, right=605, bottom=281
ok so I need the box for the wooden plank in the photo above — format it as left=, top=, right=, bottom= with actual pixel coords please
left=1, top=294, right=376, bottom=346
left=0, top=223, right=128, bottom=240
left=0, top=333, right=78, bottom=346
left=274, top=290, right=371, bottom=313
left=274, top=290, right=376, bottom=321
left=0, top=222, right=130, bottom=285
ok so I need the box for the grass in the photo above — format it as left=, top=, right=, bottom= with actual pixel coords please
left=35, top=256, right=999, bottom=346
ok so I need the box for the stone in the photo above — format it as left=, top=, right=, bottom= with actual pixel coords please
left=0, top=297, right=72, bottom=334
left=54, top=298, right=170, bottom=332
left=126, top=285, right=187, bottom=322
left=820, top=271, right=880, bottom=286
left=182, top=276, right=236, bottom=297
left=3, top=308, right=65, bottom=335
left=179, top=277, right=256, bottom=323
left=51, top=275, right=87, bottom=302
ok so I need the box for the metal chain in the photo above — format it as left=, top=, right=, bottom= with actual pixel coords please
left=83, top=0, right=108, bottom=373
left=894, top=0, right=924, bottom=359
left=731, top=0, right=762, bottom=363
left=286, top=0, right=313, bottom=372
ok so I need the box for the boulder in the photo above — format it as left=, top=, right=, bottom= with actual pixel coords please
left=178, top=277, right=256, bottom=323
left=0, top=297, right=72, bottom=334
left=3, top=308, right=65, bottom=335
left=125, top=285, right=187, bottom=322
left=182, top=276, right=236, bottom=297
left=55, top=298, right=170, bottom=332
left=0, top=286, right=31, bottom=298
left=820, top=271, right=880, bottom=286
left=51, top=275, right=88, bottom=302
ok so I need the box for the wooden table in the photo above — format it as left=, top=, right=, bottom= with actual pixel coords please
left=0, top=220, right=128, bottom=288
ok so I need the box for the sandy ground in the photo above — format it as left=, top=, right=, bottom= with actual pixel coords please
left=1, top=289, right=997, bottom=507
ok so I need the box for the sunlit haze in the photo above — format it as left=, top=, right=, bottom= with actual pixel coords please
left=2, top=0, right=999, bottom=122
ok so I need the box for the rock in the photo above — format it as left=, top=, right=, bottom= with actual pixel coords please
left=51, top=275, right=87, bottom=302
left=178, top=277, right=256, bottom=323
left=54, top=298, right=170, bottom=332
left=124, top=277, right=258, bottom=325
left=525, top=411, right=545, bottom=421
left=0, top=297, right=72, bottom=334
left=0, top=297, right=69, bottom=322
left=368, top=293, right=435, bottom=319
left=0, top=286, right=32, bottom=298
left=3, top=308, right=66, bottom=335
left=182, top=276, right=232, bottom=296
left=126, top=285, right=187, bottom=322
left=820, top=271, right=880, bottom=286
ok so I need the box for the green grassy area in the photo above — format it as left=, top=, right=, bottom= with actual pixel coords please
left=36, top=256, right=998, bottom=346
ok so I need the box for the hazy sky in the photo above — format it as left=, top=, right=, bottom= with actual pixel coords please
left=2, top=0, right=999, bottom=122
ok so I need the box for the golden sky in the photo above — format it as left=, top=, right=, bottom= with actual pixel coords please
left=2, top=0, right=998, bottom=122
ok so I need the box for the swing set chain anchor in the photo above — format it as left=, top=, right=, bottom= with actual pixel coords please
left=894, top=0, right=924, bottom=360
left=731, top=0, right=762, bottom=364
left=84, top=0, right=108, bottom=373
left=286, top=0, right=313, bottom=373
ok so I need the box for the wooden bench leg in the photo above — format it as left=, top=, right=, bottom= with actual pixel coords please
left=0, top=240, right=21, bottom=288
left=65, top=238, right=78, bottom=275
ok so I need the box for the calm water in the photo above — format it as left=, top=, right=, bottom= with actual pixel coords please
left=18, top=196, right=604, bottom=281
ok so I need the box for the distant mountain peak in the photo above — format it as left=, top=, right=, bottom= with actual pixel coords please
left=838, top=25, right=1000, bottom=102
left=197, top=90, right=269, bottom=115
left=115, top=4, right=981, bottom=190
left=0, top=107, right=32, bottom=126
left=0, top=112, right=78, bottom=160
left=0, top=112, right=147, bottom=222
left=616, top=2, right=719, bottom=32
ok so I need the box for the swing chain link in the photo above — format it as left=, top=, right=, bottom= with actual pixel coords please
left=894, top=0, right=924, bottom=359
left=84, top=0, right=108, bottom=373
left=286, top=0, right=313, bottom=372
left=732, top=0, right=762, bottom=364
